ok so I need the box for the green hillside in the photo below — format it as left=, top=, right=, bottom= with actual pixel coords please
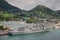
left=0, top=0, right=60, bottom=21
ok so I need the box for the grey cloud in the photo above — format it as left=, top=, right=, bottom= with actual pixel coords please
left=5, top=0, right=60, bottom=11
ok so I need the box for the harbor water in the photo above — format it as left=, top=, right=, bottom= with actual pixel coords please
left=0, top=29, right=60, bottom=40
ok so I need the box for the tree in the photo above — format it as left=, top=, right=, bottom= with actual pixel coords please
left=0, top=13, right=14, bottom=21
left=26, top=17, right=36, bottom=23
left=0, top=25, right=4, bottom=30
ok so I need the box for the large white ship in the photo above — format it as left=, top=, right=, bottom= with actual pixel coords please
left=8, top=22, right=53, bottom=36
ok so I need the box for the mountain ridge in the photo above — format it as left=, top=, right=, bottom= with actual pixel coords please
left=0, top=0, right=22, bottom=13
left=0, top=0, right=60, bottom=19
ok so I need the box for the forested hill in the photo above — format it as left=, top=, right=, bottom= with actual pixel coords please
left=0, top=0, right=22, bottom=13
left=0, top=0, right=60, bottom=21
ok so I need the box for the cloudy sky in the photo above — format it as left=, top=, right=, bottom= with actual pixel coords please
left=5, top=0, right=60, bottom=11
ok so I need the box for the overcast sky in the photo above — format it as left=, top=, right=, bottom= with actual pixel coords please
left=5, top=0, right=60, bottom=11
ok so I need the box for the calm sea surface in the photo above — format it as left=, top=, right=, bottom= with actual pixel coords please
left=0, top=21, right=60, bottom=40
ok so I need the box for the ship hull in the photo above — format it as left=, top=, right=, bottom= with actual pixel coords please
left=8, top=29, right=50, bottom=36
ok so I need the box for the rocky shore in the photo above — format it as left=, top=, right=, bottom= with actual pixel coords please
left=0, top=25, right=10, bottom=36
left=0, top=30, right=9, bottom=36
